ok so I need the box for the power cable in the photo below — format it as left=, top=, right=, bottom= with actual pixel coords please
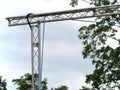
left=40, top=16, right=46, bottom=90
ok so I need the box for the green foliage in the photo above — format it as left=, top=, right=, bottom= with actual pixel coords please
left=51, top=85, right=68, bottom=90
left=0, top=76, right=7, bottom=90
left=12, top=73, right=48, bottom=90
left=42, top=78, right=48, bottom=90
left=70, top=0, right=118, bottom=6
left=70, top=0, right=78, bottom=7
left=12, top=73, right=70, bottom=90
left=12, top=73, right=33, bottom=90
left=79, top=86, right=95, bottom=90
left=78, top=0, right=120, bottom=89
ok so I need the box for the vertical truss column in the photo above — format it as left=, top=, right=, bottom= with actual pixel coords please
left=31, top=23, right=41, bottom=90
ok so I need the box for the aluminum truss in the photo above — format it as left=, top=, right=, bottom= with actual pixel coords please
left=30, top=23, right=41, bottom=90
left=6, top=4, right=120, bottom=90
left=7, top=4, right=120, bottom=26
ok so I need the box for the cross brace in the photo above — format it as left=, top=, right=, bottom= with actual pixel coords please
left=30, top=23, right=41, bottom=90
left=6, top=4, right=120, bottom=90
left=7, top=4, right=120, bottom=26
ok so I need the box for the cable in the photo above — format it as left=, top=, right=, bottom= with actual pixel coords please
left=73, top=19, right=120, bottom=24
left=26, top=13, right=34, bottom=30
left=73, top=19, right=96, bottom=23
left=40, top=16, right=46, bottom=90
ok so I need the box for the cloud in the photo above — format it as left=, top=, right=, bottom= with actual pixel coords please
left=40, top=20, right=94, bottom=89
left=44, top=69, right=86, bottom=90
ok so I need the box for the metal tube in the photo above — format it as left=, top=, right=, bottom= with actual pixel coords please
left=31, top=26, right=35, bottom=90
left=37, top=23, right=41, bottom=90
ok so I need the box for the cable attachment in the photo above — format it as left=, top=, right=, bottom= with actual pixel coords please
left=26, top=13, right=34, bottom=30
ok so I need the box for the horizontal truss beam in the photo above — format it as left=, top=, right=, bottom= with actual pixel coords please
left=6, top=4, right=120, bottom=26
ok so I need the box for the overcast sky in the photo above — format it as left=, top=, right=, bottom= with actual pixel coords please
left=0, top=0, right=96, bottom=90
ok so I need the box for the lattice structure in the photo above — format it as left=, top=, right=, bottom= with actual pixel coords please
left=30, top=23, right=41, bottom=90
left=6, top=4, right=120, bottom=26
left=6, top=4, right=120, bottom=90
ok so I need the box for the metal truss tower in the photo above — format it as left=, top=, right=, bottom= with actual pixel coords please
left=30, top=23, right=41, bottom=90
left=6, top=4, right=120, bottom=90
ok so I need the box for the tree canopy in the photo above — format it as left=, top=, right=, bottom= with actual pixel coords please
left=12, top=73, right=69, bottom=90
left=74, top=0, right=120, bottom=89
left=70, top=0, right=78, bottom=7
left=70, top=0, right=118, bottom=6
left=12, top=73, right=48, bottom=90
left=51, top=85, right=68, bottom=90
left=0, top=76, right=7, bottom=90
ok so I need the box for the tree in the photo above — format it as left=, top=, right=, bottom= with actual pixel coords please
left=42, top=78, right=48, bottom=90
left=70, top=0, right=78, bottom=7
left=0, top=76, right=7, bottom=90
left=12, top=73, right=48, bottom=90
left=79, top=86, right=95, bottom=90
left=51, top=85, right=68, bottom=90
left=13, top=73, right=68, bottom=90
left=70, top=0, right=117, bottom=6
left=77, top=0, right=120, bottom=89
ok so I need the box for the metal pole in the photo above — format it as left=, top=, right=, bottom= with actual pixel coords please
left=31, top=26, right=35, bottom=90
left=38, top=22, right=41, bottom=90
left=31, top=23, right=41, bottom=90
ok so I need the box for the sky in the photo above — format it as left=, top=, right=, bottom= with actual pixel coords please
left=0, top=0, right=96, bottom=90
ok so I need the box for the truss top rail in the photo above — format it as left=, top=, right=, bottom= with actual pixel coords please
left=6, top=4, right=120, bottom=26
